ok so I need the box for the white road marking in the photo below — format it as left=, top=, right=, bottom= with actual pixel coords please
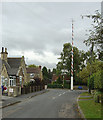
left=63, top=92, right=65, bottom=94
left=52, top=97, right=56, bottom=100
left=59, top=94, right=62, bottom=96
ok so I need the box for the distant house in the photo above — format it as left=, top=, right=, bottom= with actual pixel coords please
left=52, top=74, right=70, bottom=83
left=26, top=66, right=43, bottom=84
left=0, top=47, right=28, bottom=95
left=52, top=74, right=59, bottom=82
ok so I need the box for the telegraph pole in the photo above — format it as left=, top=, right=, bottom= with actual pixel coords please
left=71, top=19, right=74, bottom=90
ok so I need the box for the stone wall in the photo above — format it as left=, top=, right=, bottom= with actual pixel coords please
left=0, top=65, right=9, bottom=87
left=8, top=86, right=21, bottom=97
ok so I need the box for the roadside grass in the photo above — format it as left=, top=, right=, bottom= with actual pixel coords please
left=80, top=92, right=91, bottom=96
left=78, top=92, right=101, bottom=119
left=79, top=96, right=93, bottom=99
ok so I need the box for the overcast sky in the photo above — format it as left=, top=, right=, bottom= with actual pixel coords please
left=1, top=2, right=101, bottom=69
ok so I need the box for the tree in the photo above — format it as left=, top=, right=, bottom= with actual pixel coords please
left=56, top=77, right=62, bottom=84
left=42, top=66, right=49, bottom=84
left=78, top=60, right=103, bottom=86
left=56, top=43, right=85, bottom=83
left=28, top=64, right=36, bottom=68
left=77, top=66, right=89, bottom=85
left=82, top=10, right=103, bottom=61
left=48, top=69, right=52, bottom=81
left=52, top=68, right=56, bottom=74
left=88, top=74, right=95, bottom=90
left=94, top=70, right=103, bottom=90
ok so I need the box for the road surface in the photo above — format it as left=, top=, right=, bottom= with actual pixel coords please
left=2, top=89, right=86, bottom=118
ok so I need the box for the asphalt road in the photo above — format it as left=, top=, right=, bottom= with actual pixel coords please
left=2, top=89, right=86, bottom=118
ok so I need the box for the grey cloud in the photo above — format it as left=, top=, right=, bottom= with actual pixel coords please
left=26, top=59, right=57, bottom=69
left=1, top=2, right=101, bottom=69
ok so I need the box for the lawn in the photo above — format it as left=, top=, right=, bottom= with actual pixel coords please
left=80, top=92, right=91, bottom=96
left=78, top=98, right=101, bottom=118
left=79, top=96, right=93, bottom=99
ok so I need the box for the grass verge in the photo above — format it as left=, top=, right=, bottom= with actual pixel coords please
left=80, top=92, right=91, bottom=96
left=79, top=97, right=93, bottom=99
left=78, top=93, right=101, bottom=119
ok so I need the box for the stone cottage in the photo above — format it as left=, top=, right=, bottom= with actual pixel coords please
left=0, top=47, right=28, bottom=96
left=26, top=66, right=43, bottom=85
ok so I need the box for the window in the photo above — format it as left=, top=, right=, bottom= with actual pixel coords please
left=9, top=76, right=16, bottom=86
left=30, top=73, right=34, bottom=78
left=1, top=76, right=4, bottom=86
left=19, top=76, right=22, bottom=85
left=5, top=78, right=8, bottom=87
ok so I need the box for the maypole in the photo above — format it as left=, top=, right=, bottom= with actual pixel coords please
left=71, top=19, right=74, bottom=90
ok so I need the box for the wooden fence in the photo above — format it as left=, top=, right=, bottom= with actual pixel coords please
left=21, top=85, right=45, bottom=95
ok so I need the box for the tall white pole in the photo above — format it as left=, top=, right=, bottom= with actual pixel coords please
left=71, top=20, right=74, bottom=90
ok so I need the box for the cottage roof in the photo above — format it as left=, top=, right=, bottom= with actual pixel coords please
left=8, top=58, right=21, bottom=68
left=8, top=68, right=19, bottom=75
left=52, top=74, right=70, bottom=81
left=26, top=67, right=41, bottom=74
left=0, top=57, right=22, bottom=76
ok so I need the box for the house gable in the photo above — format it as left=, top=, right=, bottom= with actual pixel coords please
left=1, top=64, right=9, bottom=79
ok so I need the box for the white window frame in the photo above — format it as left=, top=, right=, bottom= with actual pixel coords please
left=30, top=73, right=34, bottom=78
left=1, top=76, right=5, bottom=86
left=9, top=76, right=16, bottom=87
left=19, top=76, right=22, bottom=85
left=5, top=78, right=8, bottom=87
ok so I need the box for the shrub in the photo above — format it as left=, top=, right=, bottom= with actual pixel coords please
left=94, top=70, right=103, bottom=90
left=64, top=84, right=70, bottom=89
left=93, top=90, right=102, bottom=103
left=88, top=74, right=94, bottom=90
left=47, top=83, right=70, bottom=89
left=56, top=77, right=62, bottom=84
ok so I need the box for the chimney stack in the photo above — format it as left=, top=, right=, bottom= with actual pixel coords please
left=1, top=47, right=8, bottom=62
left=39, top=66, right=41, bottom=69
left=1, top=47, right=4, bottom=53
left=5, top=48, right=7, bottom=53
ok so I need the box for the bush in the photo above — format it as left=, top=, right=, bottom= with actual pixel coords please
left=94, top=70, right=103, bottom=90
left=64, top=84, right=70, bottom=89
left=47, top=84, right=63, bottom=88
left=93, top=90, right=102, bottom=103
left=88, top=74, right=94, bottom=90
left=56, top=77, right=62, bottom=84
left=47, top=83, right=70, bottom=89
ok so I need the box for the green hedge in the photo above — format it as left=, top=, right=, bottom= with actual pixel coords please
left=64, top=84, right=70, bottom=89
left=47, top=84, right=70, bottom=89
left=47, top=84, right=62, bottom=88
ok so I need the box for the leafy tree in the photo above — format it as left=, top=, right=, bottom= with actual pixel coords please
left=78, top=60, right=103, bottom=85
left=94, top=70, right=103, bottom=90
left=82, top=10, right=103, bottom=61
left=48, top=69, right=52, bottom=80
left=56, top=77, right=62, bottom=84
left=52, top=68, right=56, bottom=74
left=28, top=64, right=37, bottom=68
left=42, top=66, right=50, bottom=84
left=42, top=66, right=48, bottom=78
left=77, top=66, right=89, bottom=85
left=88, top=74, right=95, bottom=90
left=56, top=43, right=85, bottom=83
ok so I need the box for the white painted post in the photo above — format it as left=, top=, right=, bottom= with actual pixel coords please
left=71, top=19, right=74, bottom=90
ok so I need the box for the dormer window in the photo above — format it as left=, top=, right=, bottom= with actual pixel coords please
left=30, top=73, right=34, bottom=78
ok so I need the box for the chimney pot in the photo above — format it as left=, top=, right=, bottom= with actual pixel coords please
left=5, top=48, right=7, bottom=52
left=2, top=47, right=4, bottom=53
left=5, top=48, right=8, bottom=54
left=39, top=66, right=41, bottom=69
